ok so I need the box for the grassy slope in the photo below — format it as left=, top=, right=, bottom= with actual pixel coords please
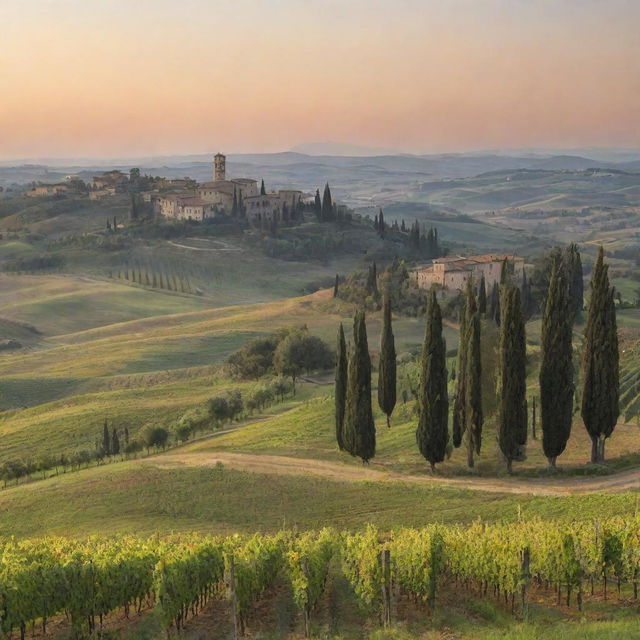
left=1, top=458, right=639, bottom=539
left=185, top=392, right=640, bottom=477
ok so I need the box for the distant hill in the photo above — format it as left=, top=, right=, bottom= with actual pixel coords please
left=291, top=142, right=400, bottom=156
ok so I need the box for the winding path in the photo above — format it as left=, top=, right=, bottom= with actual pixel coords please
left=145, top=451, right=640, bottom=497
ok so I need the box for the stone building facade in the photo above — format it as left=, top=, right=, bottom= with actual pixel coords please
left=416, top=254, right=525, bottom=291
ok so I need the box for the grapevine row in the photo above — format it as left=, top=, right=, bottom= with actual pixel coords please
left=1, top=518, right=640, bottom=638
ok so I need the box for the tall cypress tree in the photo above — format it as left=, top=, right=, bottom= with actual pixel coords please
left=335, top=323, right=348, bottom=451
left=102, top=420, right=110, bottom=457
left=378, top=296, right=397, bottom=428
left=322, top=183, right=333, bottom=221
left=231, top=188, right=238, bottom=217
left=498, top=286, right=528, bottom=474
left=372, top=261, right=379, bottom=297
left=416, top=290, right=449, bottom=472
left=260, top=179, right=266, bottom=195
left=540, top=257, right=574, bottom=468
left=581, top=246, right=619, bottom=463
left=314, top=189, right=322, bottom=221
left=490, top=281, right=500, bottom=326
left=111, top=427, right=120, bottom=456
left=465, top=300, right=483, bottom=468
left=565, top=243, right=584, bottom=316
left=343, top=311, right=376, bottom=462
left=333, top=274, right=339, bottom=298
left=478, top=274, right=487, bottom=315
left=453, top=280, right=473, bottom=448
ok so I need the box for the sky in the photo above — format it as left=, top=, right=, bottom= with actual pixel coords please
left=1, top=0, right=639, bottom=159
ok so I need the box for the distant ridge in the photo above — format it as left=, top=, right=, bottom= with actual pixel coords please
left=290, top=142, right=400, bottom=156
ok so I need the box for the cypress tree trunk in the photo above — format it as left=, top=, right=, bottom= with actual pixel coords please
left=378, top=297, right=397, bottom=428
left=343, top=311, right=376, bottom=463
left=416, top=290, right=449, bottom=471
left=540, top=258, right=574, bottom=468
left=581, top=247, right=619, bottom=464
left=335, top=323, right=348, bottom=450
left=498, top=286, right=528, bottom=474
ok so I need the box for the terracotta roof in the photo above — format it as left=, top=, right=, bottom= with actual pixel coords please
left=231, top=178, right=257, bottom=184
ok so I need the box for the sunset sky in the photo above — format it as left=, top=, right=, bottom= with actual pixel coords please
left=1, top=0, right=639, bottom=159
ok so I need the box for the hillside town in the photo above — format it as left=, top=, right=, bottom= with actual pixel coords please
left=23, top=153, right=308, bottom=226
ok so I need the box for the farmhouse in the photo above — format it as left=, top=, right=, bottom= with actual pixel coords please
left=157, top=194, right=217, bottom=220
left=25, top=184, right=71, bottom=197
left=416, top=254, right=525, bottom=291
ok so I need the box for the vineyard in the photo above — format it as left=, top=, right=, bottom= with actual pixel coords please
left=3, top=517, right=640, bottom=639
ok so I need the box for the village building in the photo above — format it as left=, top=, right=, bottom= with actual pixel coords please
left=25, top=183, right=71, bottom=197
left=91, top=170, right=129, bottom=192
left=89, top=187, right=117, bottom=200
left=244, top=190, right=303, bottom=224
left=157, top=194, right=217, bottom=220
left=415, top=254, right=525, bottom=291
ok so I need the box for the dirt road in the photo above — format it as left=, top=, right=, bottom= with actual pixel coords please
left=145, top=451, right=640, bottom=497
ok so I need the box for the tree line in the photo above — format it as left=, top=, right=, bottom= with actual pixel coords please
left=0, top=375, right=298, bottom=488
left=335, top=245, right=619, bottom=472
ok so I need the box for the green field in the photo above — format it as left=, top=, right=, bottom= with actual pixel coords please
left=0, top=199, right=638, bottom=640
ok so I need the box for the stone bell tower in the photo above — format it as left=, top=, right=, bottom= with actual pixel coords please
left=214, top=153, right=226, bottom=181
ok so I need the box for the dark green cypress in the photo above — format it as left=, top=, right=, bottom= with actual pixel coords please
left=478, top=274, right=487, bottom=315
left=581, top=246, right=619, bottom=463
left=416, top=290, right=449, bottom=472
left=322, top=183, right=333, bottom=221
left=498, top=285, right=528, bottom=474
left=260, top=179, right=266, bottom=195
left=111, top=427, right=120, bottom=456
left=102, top=420, right=110, bottom=456
left=314, top=189, right=322, bottom=221
left=231, top=188, right=238, bottom=217
left=335, top=323, right=348, bottom=450
left=565, top=243, right=584, bottom=316
left=378, top=296, right=397, bottom=428
left=343, top=311, right=376, bottom=462
left=333, top=274, right=339, bottom=298
left=465, top=301, right=483, bottom=468
left=500, top=258, right=510, bottom=285
left=540, top=257, right=574, bottom=468
left=490, top=281, right=500, bottom=326
left=372, top=261, right=379, bottom=297
left=453, top=279, right=474, bottom=448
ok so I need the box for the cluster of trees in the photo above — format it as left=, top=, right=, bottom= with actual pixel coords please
left=336, top=259, right=428, bottom=316
left=335, top=296, right=396, bottom=462
left=334, top=244, right=619, bottom=472
left=3, top=253, right=65, bottom=273
left=313, top=184, right=339, bottom=222
left=208, top=378, right=295, bottom=427
left=406, top=222, right=441, bottom=258
left=226, top=327, right=333, bottom=390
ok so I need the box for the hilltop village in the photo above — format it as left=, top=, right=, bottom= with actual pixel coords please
left=23, top=153, right=320, bottom=227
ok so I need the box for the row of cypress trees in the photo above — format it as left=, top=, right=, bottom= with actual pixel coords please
left=334, top=246, right=619, bottom=473
left=335, top=297, right=397, bottom=462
